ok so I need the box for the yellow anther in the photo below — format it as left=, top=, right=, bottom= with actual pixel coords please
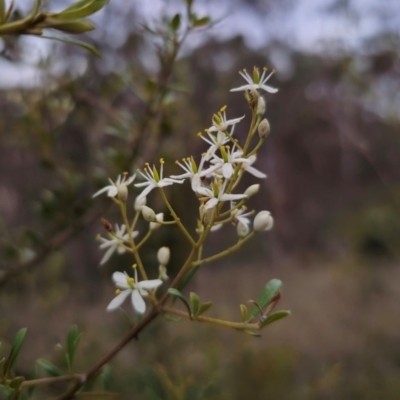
left=144, top=167, right=148, bottom=173
left=136, top=168, right=140, bottom=172
left=197, top=132, right=202, bottom=137
left=132, top=263, right=137, bottom=269
left=220, top=105, right=227, bottom=112
left=123, top=171, right=128, bottom=175
left=242, top=68, right=247, bottom=72
left=263, top=67, right=268, bottom=72
left=272, top=68, right=276, bottom=73
left=145, top=162, right=150, bottom=166
left=95, top=233, right=101, bottom=240
left=160, top=158, right=165, bottom=164
left=175, top=160, right=179, bottom=164
left=201, top=152, right=206, bottom=157
left=115, top=289, right=121, bottom=295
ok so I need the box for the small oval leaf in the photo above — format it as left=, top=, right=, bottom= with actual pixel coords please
left=259, top=310, right=291, bottom=328
left=249, top=279, right=282, bottom=318
left=167, top=288, right=192, bottom=317
left=37, top=359, right=64, bottom=377
left=4, top=328, right=27, bottom=376
left=190, top=292, right=200, bottom=316
left=198, top=301, right=213, bottom=316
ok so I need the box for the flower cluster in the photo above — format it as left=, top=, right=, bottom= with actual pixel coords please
left=93, top=66, right=277, bottom=316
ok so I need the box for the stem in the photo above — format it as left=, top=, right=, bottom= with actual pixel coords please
left=162, top=307, right=260, bottom=331
left=192, top=232, right=255, bottom=267
left=159, top=188, right=196, bottom=247
left=119, top=201, right=148, bottom=281
left=21, top=375, right=84, bottom=388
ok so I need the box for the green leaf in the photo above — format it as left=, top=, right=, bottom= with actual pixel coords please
left=4, top=328, right=27, bottom=376
left=9, top=376, right=24, bottom=390
left=192, top=16, right=210, bottom=28
left=198, top=301, right=212, bottom=316
left=249, top=279, right=282, bottom=318
left=0, top=384, right=13, bottom=397
left=165, top=315, right=181, bottom=323
left=177, top=266, right=199, bottom=292
left=57, top=0, right=109, bottom=19
left=259, top=310, right=291, bottom=328
left=37, top=359, right=64, bottom=377
left=44, top=19, right=95, bottom=33
left=240, top=304, right=248, bottom=322
left=67, top=325, right=82, bottom=368
left=167, top=288, right=192, bottom=317
left=40, top=35, right=101, bottom=57
left=101, top=365, right=111, bottom=391
left=190, top=292, right=200, bottom=316
left=169, top=13, right=181, bottom=31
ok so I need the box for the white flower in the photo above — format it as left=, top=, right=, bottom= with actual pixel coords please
left=170, top=156, right=219, bottom=181
left=230, top=67, right=278, bottom=94
left=194, top=179, right=247, bottom=210
left=198, top=130, right=231, bottom=161
left=231, top=205, right=254, bottom=226
left=98, top=224, right=138, bottom=265
left=93, top=173, right=136, bottom=198
left=135, top=159, right=184, bottom=200
left=107, top=270, right=162, bottom=314
left=210, top=145, right=250, bottom=179
left=207, top=106, right=245, bottom=133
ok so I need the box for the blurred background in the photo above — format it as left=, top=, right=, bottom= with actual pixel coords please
left=1, top=0, right=400, bottom=398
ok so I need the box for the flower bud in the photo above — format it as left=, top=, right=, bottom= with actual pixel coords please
left=199, top=204, right=214, bottom=226
left=256, top=97, right=266, bottom=116
left=157, top=247, right=170, bottom=266
left=134, top=196, right=146, bottom=211
left=258, top=118, right=270, bottom=139
left=142, top=206, right=156, bottom=222
left=253, top=211, right=274, bottom=232
left=150, top=213, right=164, bottom=231
left=237, top=221, right=250, bottom=238
left=118, top=184, right=128, bottom=202
left=244, top=184, right=260, bottom=198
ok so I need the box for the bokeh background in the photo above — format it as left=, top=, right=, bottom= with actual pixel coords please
left=1, top=0, right=400, bottom=399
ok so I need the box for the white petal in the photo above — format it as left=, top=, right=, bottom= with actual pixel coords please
left=134, top=181, right=151, bottom=188
left=106, top=289, right=131, bottom=311
left=205, top=198, right=219, bottom=209
left=136, top=184, right=156, bottom=200
left=230, top=84, right=254, bottom=92
left=260, top=84, right=278, bottom=93
left=222, top=163, right=234, bottom=179
left=245, top=166, right=267, bottom=179
left=100, top=244, right=117, bottom=265
left=138, top=279, right=163, bottom=290
left=107, top=186, right=118, bottom=197
left=92, top=185, right=112, bottom=198
left=131, top=289, right=146, bottom=314
left=220, top=193, right=247, bottom=202
left=112, top=271, right=130, bottom=288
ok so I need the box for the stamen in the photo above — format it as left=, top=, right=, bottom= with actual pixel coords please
left=95, top=233, right=101, bottom=240
left=160, top=158, right=165, bottom=164
left=123, top=171, right=128, bottom=175
left=115, top=289, right=121, bottom=295
left=197, top=132, right=202, bottom=137
left=132, top=263, right=137, bottom=269
left=220, top=105, right=227, bottom=112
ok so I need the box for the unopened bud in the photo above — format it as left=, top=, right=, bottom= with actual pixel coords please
left=118, top=184, right=128, bottom=202
left=142, top=206, right=156, bottom=222
left=256, top=97, right=266, bottom=116
left=237, top=221, right=250, bottom=238
left=244, top=184, right=260, bottom=198
left=134, top=196, right=146, bottom=211
left=200, top=204, right=214, bottom=226
left=150, top=213, right=164, bottom=231
left=157, top=247, right=170, bottom=266
left=253, top=211, right=274, bottom=232
left=258, top=118, right=270, bottom=139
